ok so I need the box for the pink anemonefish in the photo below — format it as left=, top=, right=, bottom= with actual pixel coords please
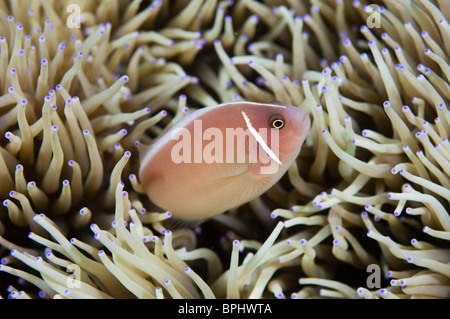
left=138, top=101, right=310, bottom=221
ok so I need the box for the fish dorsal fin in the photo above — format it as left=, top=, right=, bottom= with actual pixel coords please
left=268, top=101, right=290, bottom=108
left=136, top=141, right=154, bottom=163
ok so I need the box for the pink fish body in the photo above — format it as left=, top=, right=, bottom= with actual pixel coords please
left=138, top=101, right=310, bottom=220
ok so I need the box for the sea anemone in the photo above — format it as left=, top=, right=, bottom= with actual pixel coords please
left=0, top=0, right=449, bottom=299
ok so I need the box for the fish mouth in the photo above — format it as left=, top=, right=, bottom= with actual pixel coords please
left=293, top=113, right=311, bottom=138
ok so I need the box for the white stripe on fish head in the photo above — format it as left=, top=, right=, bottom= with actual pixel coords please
left=240, top=111, right=282, bottom=166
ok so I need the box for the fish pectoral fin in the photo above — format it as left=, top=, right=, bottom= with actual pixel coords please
left=163, top=216, right=207, bottom=230
left=208, top=166, right=273, bottom=209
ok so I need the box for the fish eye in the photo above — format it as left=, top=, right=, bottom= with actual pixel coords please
left=269, top=114, right=285, bottom=129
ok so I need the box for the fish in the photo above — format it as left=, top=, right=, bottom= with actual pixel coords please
left=138, top=101, right=310, bottom=222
